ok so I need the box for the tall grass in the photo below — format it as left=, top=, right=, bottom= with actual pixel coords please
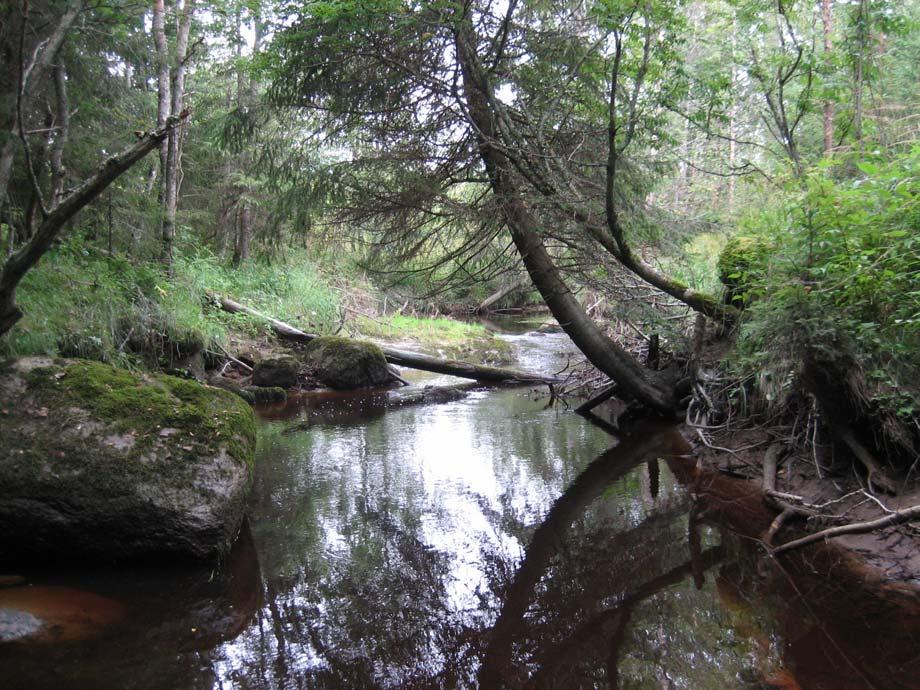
left=1, top=242, right=340, bottom=365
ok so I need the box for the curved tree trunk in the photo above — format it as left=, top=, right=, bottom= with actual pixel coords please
left=454, top=22, right=676, bottom=415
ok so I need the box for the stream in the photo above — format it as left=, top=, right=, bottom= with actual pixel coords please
left=2, top=319, right=920, bottom=689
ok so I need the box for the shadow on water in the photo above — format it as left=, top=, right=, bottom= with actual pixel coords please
left=0, top=521, right=263, bottom=688
left=3, top=326, right=920, bottom=688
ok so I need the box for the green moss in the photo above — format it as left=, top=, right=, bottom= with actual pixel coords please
left=305, top=336, right=393, bottom=389
left=355, top=314, right=513, bottom=364
left=306, top=335, right=385, bottom=365
left=25, top=360, right=256, bottom=469
left=717, top=235, right=775, bottom=305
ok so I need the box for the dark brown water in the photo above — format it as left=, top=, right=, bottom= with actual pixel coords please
left=2, top=323, right=920, bottom=689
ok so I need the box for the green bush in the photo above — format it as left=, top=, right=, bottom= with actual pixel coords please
left=717, top=235, right=775, bottom=306
left=733, top=148, right=920, bottom=424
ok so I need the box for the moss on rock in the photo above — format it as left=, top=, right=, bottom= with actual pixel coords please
left=304, top=336, right=393, bottom=389
left=24, top=359, right=255, bottom=469
left=0, top=358, right=257, bottom=563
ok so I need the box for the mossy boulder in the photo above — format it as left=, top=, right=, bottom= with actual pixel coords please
left=717, top=235, right=774, bottom=307
left=303, top=336, right=394, bottom=389
left=251, top=356, right=300, bottom=389
left=0, top=358, right=257, bottom=564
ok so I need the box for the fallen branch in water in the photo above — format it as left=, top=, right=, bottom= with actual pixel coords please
left=772, top=504, right=920, bottom=555
left=209, top=293, right=558, bottom=385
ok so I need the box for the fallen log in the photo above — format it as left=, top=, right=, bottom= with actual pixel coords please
left=476, top=279, right=528, bottom=313
left=211, top=294, right=557, bottom=385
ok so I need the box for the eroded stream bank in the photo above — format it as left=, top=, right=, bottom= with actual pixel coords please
left=2, top=323, right=919, bottom=689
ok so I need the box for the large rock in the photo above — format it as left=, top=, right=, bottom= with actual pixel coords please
left=303, top=336, right=393, bottom=389
left=0, top=358, right=257, bottom=564
left=251, top=356, right=300, bottom=389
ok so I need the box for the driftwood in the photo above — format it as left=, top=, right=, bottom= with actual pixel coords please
left=760, top=443, right=812, bottom=545
left=772, top=504, right=920, bottom=555
left=476, top=279, right=528, bottom=313
left=212, top=294, right=556, bottom=385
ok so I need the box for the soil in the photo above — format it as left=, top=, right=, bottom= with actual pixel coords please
left=691, top=423, right=920, bottom=588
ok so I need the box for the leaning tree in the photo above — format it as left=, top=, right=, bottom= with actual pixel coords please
left=267, top=0, right=733, bottom=414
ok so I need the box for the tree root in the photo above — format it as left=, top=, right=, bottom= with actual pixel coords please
left=833, top=422, right=899, bottom=494
left=761, top=442, right=814, bottom=545
left=772, top=504, right=920, bottom=555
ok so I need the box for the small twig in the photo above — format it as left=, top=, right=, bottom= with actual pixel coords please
left=211, top=346, right=252, bottom=372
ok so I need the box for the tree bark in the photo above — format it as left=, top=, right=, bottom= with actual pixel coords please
left=0, top=114, right=186, bottom=336
left=0, top=1, right=82, bottom=210
left=454, top=21, right=676, bottom=415
left=161, top=0, right=193, bottom=268
left=212, top=294, right=555, bottom=384
left=822, top=0, right=834, bottom=154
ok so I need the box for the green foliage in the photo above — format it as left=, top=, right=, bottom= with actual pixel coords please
left=1, top=241, right=340, bottom=364
left=175, top=248, right=341, bottom=335
left=717, top=234, right=775, bottom=305
left=733, top=148, right=920, bottom=421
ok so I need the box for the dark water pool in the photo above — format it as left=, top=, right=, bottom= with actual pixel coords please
left=2, top=325, right=919, bottom=689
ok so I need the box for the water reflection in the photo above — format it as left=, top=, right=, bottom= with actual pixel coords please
left=0, top=521, right=263, bottom=688
left=3, top=328, right=919, bottom=689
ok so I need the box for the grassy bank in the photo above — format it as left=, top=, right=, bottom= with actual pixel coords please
left=1, top=242, right=512, bottom=367
left=353, top=314, right=512, bottom=364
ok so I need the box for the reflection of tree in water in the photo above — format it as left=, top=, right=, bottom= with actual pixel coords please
left=478, top=426, right=706, bottom=687
left=243, top=402, right=882, bottom=689
left=232, top=416, right=482, bottom=687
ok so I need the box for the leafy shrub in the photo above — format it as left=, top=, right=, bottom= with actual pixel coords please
left=733, top=148, right=920, bottom=435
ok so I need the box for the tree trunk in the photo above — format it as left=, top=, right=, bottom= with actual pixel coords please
left=853, top=0, right=868, bottom=148
left=232, top=203, right=251, bottom=265
left=0, top=1, right=81, bottom=210
left=161, top=0, right=193, bottom=268
left=454, top=21, right=676, bottom=415
left=50, top=62, right=69, bottom=205
left=477, top=278, right=527, bottom=313
left=0, top=114, right=185, bottom=336
left=24, top=109, right=55, bottom=238
left=152, top=0, right=169, bottom=200
left=822, top=0, right=834, bottom=154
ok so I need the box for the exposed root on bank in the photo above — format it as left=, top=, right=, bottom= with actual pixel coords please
left=772, top=504, right=920, bottom=555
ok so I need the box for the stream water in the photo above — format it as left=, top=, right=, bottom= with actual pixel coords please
left=2, top=320, right=920, bottom=689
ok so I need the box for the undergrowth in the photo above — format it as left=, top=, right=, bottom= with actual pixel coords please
left=1, top=241, right=340, bottom=366
left=727, top=148, right=920, bottom=455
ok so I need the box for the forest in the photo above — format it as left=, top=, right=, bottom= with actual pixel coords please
left=1, top=0, right=919, bottom=688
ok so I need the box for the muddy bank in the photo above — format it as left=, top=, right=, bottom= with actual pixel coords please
left=688, top=422, right=920, bottom=588
left=668, top=438, right=920, bottom=689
